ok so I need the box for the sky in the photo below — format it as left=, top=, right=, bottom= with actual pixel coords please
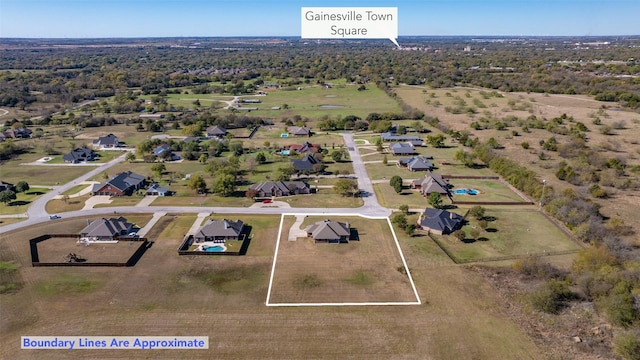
left=1, top=0, right=639, bottom=38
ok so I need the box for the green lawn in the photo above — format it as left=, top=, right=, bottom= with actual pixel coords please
left=450, top=178, right=530, bottom=203
left=431, top=209, right=580, bottom=262
left=0, top=188, right=50, bottom=215
left=61, top=185, right=88, bottom=195
left=45, top=194, right=89, bottom=213
left=373, top=183, right=428, bottom=210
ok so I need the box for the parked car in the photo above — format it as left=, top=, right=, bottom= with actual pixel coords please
left=262, top=199, right=272, bottom=203
left=49, top=215, right=61, bottom=220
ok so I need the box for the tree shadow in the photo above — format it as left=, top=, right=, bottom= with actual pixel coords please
left=477, top=237, right=490, bottom=242
left=27, top=191, right=45, bottom=195
left=484, top=216, right=498, bottom=222
left=8, top=200, right=30, bottom=206
left=461, top=238, right=476, bottom=243
left=485, top=228, right=498, bottom=233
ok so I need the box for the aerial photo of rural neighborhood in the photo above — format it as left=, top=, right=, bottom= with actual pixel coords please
left=1, top=1, right=640, bottom=359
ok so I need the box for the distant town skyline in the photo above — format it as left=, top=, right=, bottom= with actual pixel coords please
left=1, top=0, right=638, bottom=38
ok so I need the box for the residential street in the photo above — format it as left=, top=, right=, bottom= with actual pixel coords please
left=1, top=133, right=391, bottom=234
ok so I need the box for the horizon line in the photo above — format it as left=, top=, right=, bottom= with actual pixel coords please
left=1, top=34, right=640, bottom=41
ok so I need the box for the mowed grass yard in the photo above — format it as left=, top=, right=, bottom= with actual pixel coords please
left=0, top=188, right=50, bottom=215
left=0, top=211, right=545, bottom=359
left=431, top=209, right=581, bottom=262
left=450, top=178, right=530, bottom=203
left=268, top=215, right=417, bottom=304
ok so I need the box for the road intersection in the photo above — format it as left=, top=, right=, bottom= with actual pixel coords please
left=1, top=133, right=393, bottom=234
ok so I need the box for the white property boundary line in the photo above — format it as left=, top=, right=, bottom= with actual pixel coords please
left=266, top=213, right=421, bottom=307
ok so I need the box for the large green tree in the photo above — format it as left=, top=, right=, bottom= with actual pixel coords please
left=15, top=181, right=29, bottom=193
left=212, top=174, right=236, bottom=197
left=334, top=178, right=358, bottom=197
left=187, top=174, right=207, bottom=194
left=428, top=192, right=443, bottom=209
left=0, top=190, right=17, bottom=205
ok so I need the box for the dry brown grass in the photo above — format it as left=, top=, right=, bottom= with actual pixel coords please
left=268, top=216, right=417, bottom=304
left=0, top=211, right=546, bottom=360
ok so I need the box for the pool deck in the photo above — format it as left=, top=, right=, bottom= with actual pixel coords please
left=195, top=242, right=228, bottom=252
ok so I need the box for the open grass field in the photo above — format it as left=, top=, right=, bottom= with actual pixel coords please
left=431, top=209, right=581, bottom=262
left=268, top=215, right=417, bottom=304
left=0, top=210, right=546, bottom=359
left=35, top=236, right=142, bottom=264
left=1, top=164, right=93, bottom=186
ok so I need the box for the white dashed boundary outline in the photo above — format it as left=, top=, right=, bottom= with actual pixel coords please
left=266, top=212, right=421, bottom=307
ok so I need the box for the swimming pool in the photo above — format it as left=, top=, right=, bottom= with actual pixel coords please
left=452, top=188, right=479, bottom=195
left=203, top=245, right=226, bottom=252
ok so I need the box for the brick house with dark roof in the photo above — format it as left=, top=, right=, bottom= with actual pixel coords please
left=411, top=172, right=450, bottom=197
left=194, top=219, right=245, bottom=243
left=249, top=181, right=310, bottom=197
left=91, top=171, right=147, bottom=196
left=418, top=208, right=464, bottom=235
left=289, top=142, right=321, bottom=154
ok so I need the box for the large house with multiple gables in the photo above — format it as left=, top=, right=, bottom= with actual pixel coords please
left=91, top=171, right=147, bottom=196
left=63, top=148, right=96, bottom=163
left=80, top=217, right=134, bottom=241
left=411, top=171, right=450, bottom=197
left=249, top=181, right=310, bottom=197
left=305, top=219, right=351, bottom=243
left=193, top=219, right=245, bottom=243
left=92, top=134, right=119, bottom=149
left=418, top=208, right=464, bottom=235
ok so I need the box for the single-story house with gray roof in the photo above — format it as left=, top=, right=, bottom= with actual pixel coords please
left=194, top=219, right=245, bottom=243
left=418, top=208, right=464, bottom=235
left=390, top=142, right=415, bottom=156
left=80, top=216, right=133, bottom=241
left=305, top=219, right=351, bottom=243
left=249, top=181, right=310, bottom=197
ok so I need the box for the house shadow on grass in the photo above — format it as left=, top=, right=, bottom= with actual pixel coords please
left=126, top=241, right=154, bottom=266
left=238, top=225, right=253, bottom=255
left=349, top=228, right=360, bottom=241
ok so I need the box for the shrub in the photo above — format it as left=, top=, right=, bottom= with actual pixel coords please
left=512, top=256, right=564, bottom=280
left=521, top=142, right=530, bottom=149
left=469, top=205, right=486, bottom=220
left=598, top=290, right=639, bottom=328
left=589, top=184, right=608, bottom=198
left=526, top=279, right=573, bottom=314
left=613, top=330, right=640, bottom=360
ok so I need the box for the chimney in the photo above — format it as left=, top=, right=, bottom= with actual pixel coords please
left=450, top=212, right=454, bottom=219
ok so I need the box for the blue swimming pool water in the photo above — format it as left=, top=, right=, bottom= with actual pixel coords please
left=453, top=188, right=479, bottom=195
left=281, top=150, right=290, bottom=155
left=203, top=245, right=225, bottom=252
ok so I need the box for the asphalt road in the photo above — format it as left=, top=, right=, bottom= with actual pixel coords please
left=1, top=132, right=392, bottom=234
